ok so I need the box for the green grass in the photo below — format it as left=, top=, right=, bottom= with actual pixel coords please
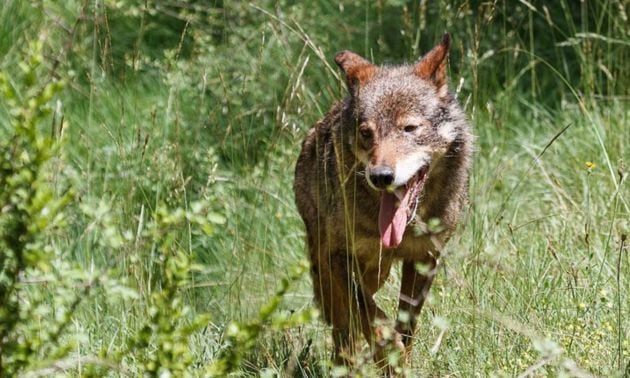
left=0, top=0, right=628, bottom=376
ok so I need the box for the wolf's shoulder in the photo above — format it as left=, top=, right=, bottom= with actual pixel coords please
left=300, top=100, right=345, bottom=150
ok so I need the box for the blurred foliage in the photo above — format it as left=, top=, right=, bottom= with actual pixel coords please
left=0, top=22, right=226, bottom=377
left=0, top=38, right=76, bottom=375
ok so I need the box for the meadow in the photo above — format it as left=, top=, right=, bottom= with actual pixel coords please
left=0, top=1, right=628, bottom=376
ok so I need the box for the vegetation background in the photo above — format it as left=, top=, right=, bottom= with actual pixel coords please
left=0, top=0, right=628, bottom=376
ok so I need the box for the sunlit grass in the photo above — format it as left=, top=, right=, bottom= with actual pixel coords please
left=0, top=0, right=627, bottom=376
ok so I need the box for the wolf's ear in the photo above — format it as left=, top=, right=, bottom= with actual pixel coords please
left=335, top=50, right=376, bottom=92
left=414, top=33, right=450, bottom=96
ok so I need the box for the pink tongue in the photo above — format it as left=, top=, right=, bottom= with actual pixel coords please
left=379, top=187, right=411, bottom=249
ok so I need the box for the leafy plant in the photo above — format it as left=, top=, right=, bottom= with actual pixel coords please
left=0, top=38, right=75, bottom=375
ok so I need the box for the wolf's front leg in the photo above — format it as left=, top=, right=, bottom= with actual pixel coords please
left=310, top=248, right=360, bottom=365
left=353, top=260, right=407, bottom=376
left=395, top=259, right=437, bottom=359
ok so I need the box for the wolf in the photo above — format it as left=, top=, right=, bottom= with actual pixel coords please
left=294, top=34, right=472, bottom=370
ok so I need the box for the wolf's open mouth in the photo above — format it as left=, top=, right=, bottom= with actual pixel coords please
left=378, top=166, right=429, bottom=249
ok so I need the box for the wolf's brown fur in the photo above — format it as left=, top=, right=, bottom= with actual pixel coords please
left=294, top=34, right=472, bottom=369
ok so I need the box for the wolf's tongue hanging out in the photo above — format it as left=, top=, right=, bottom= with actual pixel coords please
left=378, top=167, right=427, bottom=248
left=379, top=186, right=413, bottom=248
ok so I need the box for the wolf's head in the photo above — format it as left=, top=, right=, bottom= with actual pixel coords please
left=335, top=33, right=468, bottom=249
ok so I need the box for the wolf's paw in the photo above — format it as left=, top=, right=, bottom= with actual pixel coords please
left=374, top=326, right=406, bottom=376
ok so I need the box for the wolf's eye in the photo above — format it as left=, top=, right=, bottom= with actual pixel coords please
left=403, top=124, right=419, bottom=133
left=359, top=126, right=373, bottom=140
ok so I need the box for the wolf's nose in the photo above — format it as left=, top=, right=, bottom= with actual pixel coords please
left=368, top=166, right=394, bottom=190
